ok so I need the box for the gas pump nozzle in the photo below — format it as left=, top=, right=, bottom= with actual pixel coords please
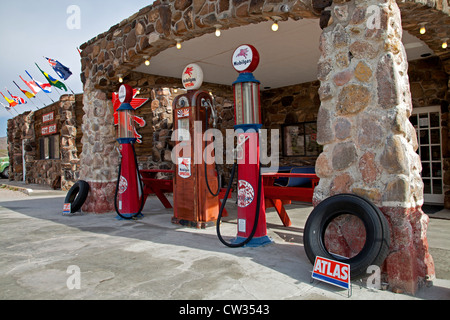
left=205, top=99, right=218, bottom=128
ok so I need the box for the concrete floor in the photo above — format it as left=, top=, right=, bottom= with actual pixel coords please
left=0, top=180, right=449, bottom=301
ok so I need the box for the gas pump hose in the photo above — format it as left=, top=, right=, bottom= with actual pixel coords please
left=114, top=144, right=146, bottom=220
left=204, top=107, right=221, bottom=197
left=216, top=161, right=263, bottom=248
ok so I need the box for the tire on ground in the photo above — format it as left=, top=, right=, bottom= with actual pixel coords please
left=303, top=194, right=390, bottom=279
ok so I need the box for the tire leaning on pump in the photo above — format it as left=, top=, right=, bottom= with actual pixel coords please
left=64, top=180, right=90, bottom=213
left=303, top=194, right=390, bottom=279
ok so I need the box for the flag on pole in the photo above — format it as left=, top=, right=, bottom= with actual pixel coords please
left=0, top=100, right=11, bottom=111
left=20, top=75, right=41, bottom=94
left=24, top=71, right=52, bottom=93
left=13, top=81, right=35, bottom=99
left=45, top=57, right=72, bottom=80
left=7, top=90, right=27, bottom=105
left=0, top=91, right=18, bottom=107
left=35, top=63, right=68, bottom=91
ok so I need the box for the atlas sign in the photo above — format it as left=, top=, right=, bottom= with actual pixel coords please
left=312, top=256, right=350, bottom=290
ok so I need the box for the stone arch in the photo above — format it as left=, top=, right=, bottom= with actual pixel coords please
left=80, top=0, right=321, bottom=90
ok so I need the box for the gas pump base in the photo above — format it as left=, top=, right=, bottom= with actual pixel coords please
left=231, top=236, right=273, bottom=248
left=116, top=213, right=144, bottom=221
left=171, top=217, right=216, bottom=229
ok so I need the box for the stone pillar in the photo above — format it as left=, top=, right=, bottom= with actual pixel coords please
left=7, top=112, right=35, bottom=182
left=59, top=95, right=80, bottom=191
left=314, top=0, right=435, bottom=294
left=79, top=82, right=118, bottom=213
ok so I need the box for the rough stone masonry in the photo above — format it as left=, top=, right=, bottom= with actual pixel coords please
left=313, top=0, right=435, bottom=294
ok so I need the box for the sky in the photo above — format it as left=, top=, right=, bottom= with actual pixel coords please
left=0, top=0, right=154, bottom=137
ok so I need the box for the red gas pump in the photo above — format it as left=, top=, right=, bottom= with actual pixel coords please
left=114, top=84, right=145, bottom=220
left=217, top=44, right=272, bottom=247
left=172, top=63, right=220, bottom=228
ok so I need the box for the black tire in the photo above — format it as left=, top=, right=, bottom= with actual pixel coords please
left=64, top=181, right=90, bottom=213
left=1, top=166, right=9, bottom=179
left=303, top=194, right=390, bottom=279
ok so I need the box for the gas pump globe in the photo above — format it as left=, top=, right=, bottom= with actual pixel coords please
left=117, top=84, right=136, bottom=143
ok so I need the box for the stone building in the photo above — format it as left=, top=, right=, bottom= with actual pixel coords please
left=8, top=0, right=448, bottom=294
left=7, top=94, right=84, bottom=191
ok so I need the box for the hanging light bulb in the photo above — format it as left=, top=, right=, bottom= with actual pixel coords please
left=118, top=74, right=124, bottom=83
left=419, top=23, right=427, bottom=35
left=442, top=38, right=448, bottom=49
left=272, top=22, right=279, bottom=32
left=175, top=38, right=182, bottom=50
left=271, top=16, right=281, bottom=32
left=214, top=25, right=222, bottom=37
left=144, top=56, right=150, bottom=66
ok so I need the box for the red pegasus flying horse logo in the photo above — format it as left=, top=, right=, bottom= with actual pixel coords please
left=236, top=48, right=249, bottom=59
left=184, top=67, right=194, bottom=77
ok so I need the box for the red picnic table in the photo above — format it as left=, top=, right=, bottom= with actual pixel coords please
left=262, top=172, right=320, bottom=227
left=140, top=170, right=174, bottom=209
left=139, top=170, right=319, bottom=227
left=139, top=170, right=231, bottom=216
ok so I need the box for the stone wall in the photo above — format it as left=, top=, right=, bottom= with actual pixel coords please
left=6, top=95, right=84, bottom=191
left=7, top=112, right=34, bottom=182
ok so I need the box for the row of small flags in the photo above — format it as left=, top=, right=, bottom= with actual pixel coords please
left=1, top=57, right=73, bottom=115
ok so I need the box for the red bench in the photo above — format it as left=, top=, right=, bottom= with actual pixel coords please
left=140, top=170, right=319, bottom=227
left=140, top=170, right=231, bottom=217
left=140, top=170, right=174, bottom=209
left=262, top=172, right=320, bottom=227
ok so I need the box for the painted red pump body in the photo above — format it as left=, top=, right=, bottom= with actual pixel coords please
left=117, top=143, right=141, bottom=216
left=236, top=131, right=267, bottom=240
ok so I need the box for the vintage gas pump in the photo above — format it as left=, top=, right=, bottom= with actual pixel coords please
left=114, top=84, right=144, bottom=220
left=172, top=63, right=220, bottom=228
left=217, top=44, right=272, bottom=247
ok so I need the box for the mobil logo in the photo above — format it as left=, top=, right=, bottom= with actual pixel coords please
left=312, top=256, right=350, bottom=290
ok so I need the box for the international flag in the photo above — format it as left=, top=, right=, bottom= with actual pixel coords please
left=45, top=57, right=72, bottom=80
left=13, top=81, right=35, bottom=99
left=7, top=90, right=27, bottom=105
left=35, top=63, right=68, bottom=91
left=20, top=75, right=41, bottom=94
left=0, top=91, right=18, bottom=107
left=0, top=100, right=11, bottom=111
left=24, top=71, right=52, bottom=94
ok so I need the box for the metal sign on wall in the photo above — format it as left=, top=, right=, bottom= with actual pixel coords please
left=42, top=111, right=55, bottom=123
left=42, top=124, right=57, bottom=136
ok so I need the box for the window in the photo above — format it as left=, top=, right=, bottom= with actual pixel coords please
left=282, top=122, right=322, bottom=157
left=39, top=135, right=60, bottom=160
left=410, top=106, right=443, bottom=204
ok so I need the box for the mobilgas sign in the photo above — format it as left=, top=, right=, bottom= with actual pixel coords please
left=312, top=256, right=351, bottom=290
left=182, top=63, right=204, bottom=90
left=232, top=44, right=260, bottom=73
